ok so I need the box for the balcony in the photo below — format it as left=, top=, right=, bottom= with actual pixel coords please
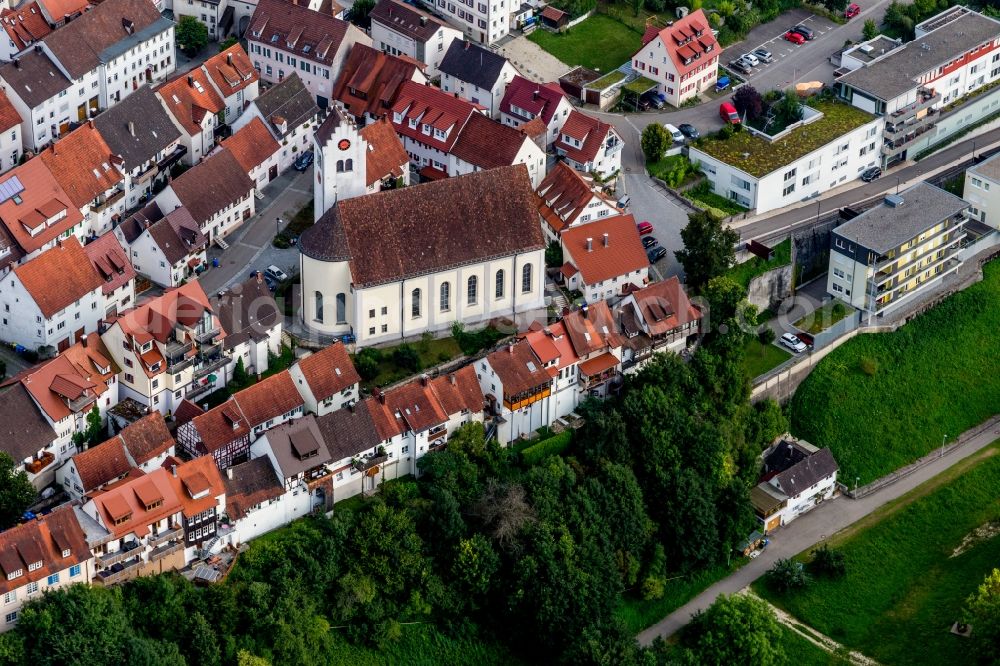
left=96, top=557, right=141, bottom=585
left=166, top=341, right=196, bottom=371
left=353, top=453, right=388, bottom=474
left=24, top=451, right=55, bottom=475
left=427, top=426, right=447, bottom=443
left=91, top=189, right=126, bottom=215
left=881, top=124, right=937, bottom=157
left=195, top=326, right=221, bottom=343
left=305, top=465, right=332, bottom=482
left=157, top=145, right=187, bottom=170
left=148, top=525, right=183, bottom=548
left=193, top=353, right=229, bottom=379
left=149, top=540, right=184, bottom=562
left=98, top=541, right=141, bottom=567
left=134, top=162, right=159, bottom=184
left=888, top=88, right=940, bottom=121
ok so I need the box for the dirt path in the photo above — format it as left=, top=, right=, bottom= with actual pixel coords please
left=496, top=36, right=571, bottom=82
left=743, top=590, right=880, bottom=666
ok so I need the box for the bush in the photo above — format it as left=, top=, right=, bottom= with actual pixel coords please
left=768, top=558, right=811, bottom=592
left=859, top=356, right=877, bottom=376
left=545, top=241, right=563, bottom=268
left=641, top=123, right=670, bottom=162
left=519, top=431, right=572, bottom=465
left=451, top=322, right=506, bottom=356
left=832, top=302, right=847, bottom=318
left=355, top=347, right=381, bottom=381
left=392, top=344, right=421, bottom=372
left=810, top=544, right=847, bottom=578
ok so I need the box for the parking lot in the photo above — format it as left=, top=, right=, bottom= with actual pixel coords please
left=619, top=172, right=691, bottom=280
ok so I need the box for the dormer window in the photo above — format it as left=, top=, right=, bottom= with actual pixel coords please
left=144, top=499, right=162, bottom=511
left=61, top=548, right=71, bottom=558
left=6, top=569, right=22, bottom=581
left=270, top=34, right=279, bottom=43
left=113, top=512, right=132, bottom=526
left=150, top=362, right=161, bottom=372
left=421, top=123, right=431, bottom=135
left=408, top=118, right=417, bottom=129
left=27, top=561, right=41, bottom=572
left=142, top=342, right=152, bottom=352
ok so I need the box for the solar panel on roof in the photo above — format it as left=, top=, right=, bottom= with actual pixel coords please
left=0, top=175, right=25, bottom=204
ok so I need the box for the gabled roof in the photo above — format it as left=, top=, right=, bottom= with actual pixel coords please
left=0, top=383, right=56, bottom=461
left=500, top=75, right=568, bottom=124
left=166, top=148, right=254, bottom=226
left=450, top=111, right=535, bottom=170
left=89, top=467, right=181, bottom=538
left=1, top=2, right=53, bottom=52
left=173, top=399, right=204, bottom=428
left=72, top=436, right=133, bottom=493
left=427, top=365, right=483, bottom=415
left=15, top=338, right=115, bottom=423
left=0, top=48, right=71, bottom=108
left=248, top=0, right=356, bottom=67
left=300, top=165, right=543, bottom=288
left=190, top=400, right=249, bottom=454
left=439, top=39, right=514, bottom=90
left=83, top=231, right=135, bottom=296
left=156, top=69, right=226, bottom=137
left=111, top=280, right=215, bottom=346
left=486, top=340, right=551, bottom=397
left=554, top=109, right=618, bottom=165
left=641, top=9, right=719, bottom=79
left=626, top=276, right=701, bottom=337
left=233, top=370, right=304, bottom=428
left=36, top=0, right=89, bottom=24
left=145, top=205, right=207, bottom=267
left=223, top=456, right=284, bottom=520
left=561, top=214, right=647, bottom=286
left=220, top=117, right=280, bottom=175
left=563, top=300, right=623, bottom=357
left=39, top=122, right=124, bottom=209
left=167, top=455, right=225, bottom=519
left=359, top=118, right=408, bottom=186
left=769, top=443, right=839, bottom=498
left=93, top=85, right=181, bottom=170
left=41, top=0, right=169, bottom=80
left=250, top=73, right=318, bottom=138
left=259, top=414, right=331, bottom=479
left=390, top=79, right=479, bottom=153
left=523, top=320, right=579, bottom=370
left=119, top=412, right=174, bottom=465
left=215, top=273, right=281, bottom=348
left=536, top=162, right=615, bottom=235
left=315, top=403, right=382, bottom=461
left=0, top=505, right=90, bottom=596
left=370, top=0, right=448, bottom=42
left=373, top=377, right=448, bottom=434
left=14, top=237, right=103, bottom=318
left=333, top=44, right=424, bottom=119
left=0, top=157, right=82, bottom=256
left=202, top=44, right=259, bottom=98
left=292, top=342, right=360, bottom=402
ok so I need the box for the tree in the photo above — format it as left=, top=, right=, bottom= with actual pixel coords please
left=219, top=36, right=239, bottom=52
left=231, top=356, right=250, bottom=388
left=683, top=594, right=785, bottom=665
left=354, top=347, right=381, bottom=381
left=641, top=123, right=669, bottom=163
left=966, top=568, right=1000, bottom=663
left=768, top=558, right=811, bottom=592
left=824, top=0, right=848, bottom=13
left=810, top=544, right=846, bottom=578
left=757, top=326, right=775, bottom=350
left=176, top=16, right=208, bottom=57
left=545, top=241, right=563, bottom=268
left=733, top=85, right=763, bottom=121
left=392, top=343, right=421, bottom=372
left=0, top=451, right=35, bottom=529
left=72, top=406, right=104, bottom=448
left=862, top=18, right=879, bottom=39
left=347, top=0, right=376, bottom=29
left=674, top=210, right=740, bottom=291
left=773, top=89, right=804, bottom=127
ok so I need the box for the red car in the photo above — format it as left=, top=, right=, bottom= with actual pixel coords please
left=845, top=3, right=860, bottom=18
left=637, top=220, right=653, bottom=235
left=784, top=30, right=806, bottom=44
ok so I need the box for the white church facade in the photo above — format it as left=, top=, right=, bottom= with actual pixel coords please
left=299, top=165, right=546, bottom=347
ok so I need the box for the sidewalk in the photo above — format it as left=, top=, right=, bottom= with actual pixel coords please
left=637, top=414, right=1000, bottom=645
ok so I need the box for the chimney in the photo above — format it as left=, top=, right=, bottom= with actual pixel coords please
left=81, top=334, right=89, bottom=348
left=88, top=119, right=94, bottom=129
left=13, top=58, right=20, bottom=69
left=52, top=143, right=57, bottom=156
left=508, top=343, right=514, bottom=354
left=128, top=121, right=135, bottom=136
left=171, top=464, right=177, bottom=477
left=602, top=232, right=609, bottom=247
left=187, top=75, right=194, bottom=87
left=420, top=374, right=429, bottom=386
left=226, top=53, right=233, bottom=66
left=449, top=373, right=456, bottom=385
left=533, top=90, right=540, bottom=100
left=420, top=15, right=427, bottom=25
left=226, top=467, right=233, bottom=479
left=256, top=271, right=263, bottom=283
left=464, top=41, right=471, bottom=50
left=586, top=237, right=592, bottom=252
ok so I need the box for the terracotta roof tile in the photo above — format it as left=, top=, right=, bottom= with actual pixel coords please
left=332, top=44, right=424, bottom=119
left=300, top=165, right=543, bottom=287
left=382, top=378, right=448, bottom=433
left=220, top=117, right=280, bottom=174
left=563, top=300, right=623, bottom=357
left=1, top=2, right=53, bottom=52
left=39, top=122, right=124, bottom=209
left=390, top=79, right=479, bottom=153
left=358, top=118, right=408, bottom=186
left=233, top=369, right=304, bottom=428
left=166, top=148, right=254, bottom=226
left=223, top=456, right=284, bottom=520
left=36, top=0, right=89, bottom=23
left=202, top=44, right=259, bottom=98
left=156, top=69, right=226, bottom=137
left=0, top=159, right=84, bottom=256
left=628, top=276, right=702, bottom=337
left=111, top=281, right=216, bottom=347
left=647, top=9, right=719, bottom=79
left=561, top=214, right=647, bottom=286
left=364, top=395, right=400, bottom=441
left=500, top=75, right=568, bottom=124
left=14, top=237, right=103, bottom=318
left=450, top=111, right=536, bottom=170
left=119, top=412, right=174, bottom=464
left=83, top=231, right=135, bottom=296
left=428, top=365, right=483, bottom=415
left=293, top=342, right=360, bottom=402
left=249, top=0, right=356, bottom=67
left=536, top=162, right=615, bottom=235
left=0, top=85, right=21, bottom=134
left=0, top=505, right=90, bottom=596
left=486, top=340, right=552, bottom=397
left=191, top=400, right=250, bottom=455
left=173, top=399, right=204, bottom=428
left=72, top=437, right=133, bottom=492
left=90, top=467, right=180, bottom=538
left=554, top=110, right=618, bottom=165
left=168, top=455, right=225, bottom=519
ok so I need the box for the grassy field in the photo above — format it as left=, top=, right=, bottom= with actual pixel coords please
left=790, top=260, right=1000, bottom=484
left=779, top=625, right=843, bottom=666
left=744, top=338, right=792, bottom=379
left=756, top=442, right=1000, bottom=665
left=726, top=238, right=792, bottom=289
left=358, top=337, right=464, bottom=389
left=327, top=626, right=529, bottom=666
left=684, top=181, right=749, bottom=217
left=793, top=301, right=851, bottom=334
left=614, top=562, right=738, bottom=633
left=528, top=15, right=640, bottom=73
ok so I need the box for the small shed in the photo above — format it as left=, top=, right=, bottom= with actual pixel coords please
left=736, top=530, right=765, bottom=557
left=541, top=5, right=569, bottom=29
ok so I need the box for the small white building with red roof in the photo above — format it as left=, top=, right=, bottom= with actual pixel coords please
left=536, top=162, right=621, bottom=241
left=618, top=276, right=702, bottom=370
left=500, top=75, right=574, bottom=147
left=560, top=214, right=649, bottom=304
left=553, top=110, right=624, bottom=180
left=632, top=9, right=719, bottom=108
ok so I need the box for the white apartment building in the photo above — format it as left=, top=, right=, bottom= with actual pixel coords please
left=431, top=0, right=509, bottom=44
left=115, top=203, right=208, bottom=288
left=230, top=73, right=319, bottom=174
left=156, top=69, right=225, bottom=166
left=963, top=151, right=1000, bottom=227
left=499, top=75, right=573, bottom=147
left=560, top=215, right=649, bottom=304
left=553, top=109, right=623, bottom=180
left=369, top=0, right=461, bottom=77
left=536, top=162, right=620, bottom=241
left=439, top=39, right=519, bottom=118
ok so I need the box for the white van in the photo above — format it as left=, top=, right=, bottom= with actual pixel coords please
left=664, top=123, right=685, bottom=144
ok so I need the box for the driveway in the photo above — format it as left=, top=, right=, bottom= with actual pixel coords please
left=619, top=172, right=692, bottom=279
left=497, top=36, right=573, bottom=83
left=637, top=414, right=1000, bottom=645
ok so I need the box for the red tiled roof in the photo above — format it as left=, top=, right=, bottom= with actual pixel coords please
left=39, top=122, right=124, bottom=209
left=119, top=412, right=174, bottom=465
left=554, top=110, right=617, bottom=165
left=500, top=75, right=568, bottom=125
left=202, top=44, right=259, bottom=98
left=191, top=400, right=249, bottom=454
left=523, top=320, right=579, bottom=370
left=428, top=365, right=483, bottom=415
left=536, top=162, right=615, bottom=235
left=113, top=280, right=214, bottom=343
left=561, top=214, right=647, bottom=286
left=90, top=467, right=181, bottom=538
left=293, top=342, right=360, bottom=402
left=390, top=79, right=479, bottom=153
left=0, top=86, right=21, bottom=134
left=540, top=5, right=566, bottom=20
left=578, top=351, right=619, bottom=376
left=0, top=505, right=90, bottom=596
left=333, top=44, right=424, bottom=120
left=156, top=70, right=225, bottom=137
left=83, top=231, right=135, bottom=296
left=223, top=456, right=284, bottom=520
left=563, top=300, right=623, bottom=357
left=486, top=340, right=551, bottom=397
left=646, top=9, right=719, bottom=78
left=220, top=117, right=280, bottom=175
left=14, top=237, right=103, bottom=318
left=359, top=118, right=408, bottom=186
left=173, top=399, right=204, bottom=427
left=1, top=2, right=52, bottom=51
left=0, top=159, right=84, bottom=256
left=248, top=0, right=356, bottom=67
left=450, top=111, right=535, bottom=170
left=233, top=369, right=304, bottom=428
left=379, top=378, right=448, bottom=434
left=16, top=336, right=117, bottom=422
left=629, top=276, right=702, bottom=337
left=72, top=437, right=133, bottom=492
left=168, top=455, right=225, bottom=519
left=36, top=0, right=89, bottom=23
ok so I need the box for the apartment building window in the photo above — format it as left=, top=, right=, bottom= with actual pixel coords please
left=26, top=582, right=38, bottom=595
left=783, top=168, right=796, bottom=182
left=440, top=282, right=451, bottom=311
left=4, top=612, right=15, bottom=624
left=369, top=326, right=376, bottom=336
left=47, top=573, right=59, bottom=585
left=782, top=183, right=795, bottom=196
left=2, top=591, right=14, bottom=604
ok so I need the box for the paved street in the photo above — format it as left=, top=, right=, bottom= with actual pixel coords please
left=197, top=169, right=313, bottom=294
left=620, top=172, right=691, bottom=279
left=637, top=415, right=1000, bottom=645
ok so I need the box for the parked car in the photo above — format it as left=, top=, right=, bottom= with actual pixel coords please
left=678, top=123, right=700, bottom=139
left=861, top=166, right=882, bottom=182
left=741, top=52, right=760, bottom=67
left=780, top=332, right=808, bottom=353
left=664, top=123, right=685, bottom=143
left=753, top=48, right=773, bottom=63
left=720, top=102, right=741, bottom=124
left=791, top=24, right=815, bottom=40
left=729, top=59, right=753, bottom=75
left=264, top=275, right=277, bottom=291
left=265, top=265, right=289, bottom=282
left=636, top=220, right=654, bottom=235
left=784, top=30, right=806, bottom=44
left=637, top=97, right=651, bottom=111
left=845, top=3, right=861, bottom=18
left=293, top=150, right=314, bottom=171
left=642, top=91, right=665, bottom=109
left=617, top=194, right=631, bottom=209
left=642, top=236, right=659, bottom=249
left=647, top=246, right=667, bottom=263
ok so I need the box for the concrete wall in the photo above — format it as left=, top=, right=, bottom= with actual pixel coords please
left=746, top=264, right=793, bottom=312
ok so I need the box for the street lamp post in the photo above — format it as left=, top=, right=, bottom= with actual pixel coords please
left=972, top=140, right=977, bottom=162
left=941, top=433, right=947, bottom=458
left=276, top=217, right=281, bottom=235
left=896, top=177, right=901, bottom=195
